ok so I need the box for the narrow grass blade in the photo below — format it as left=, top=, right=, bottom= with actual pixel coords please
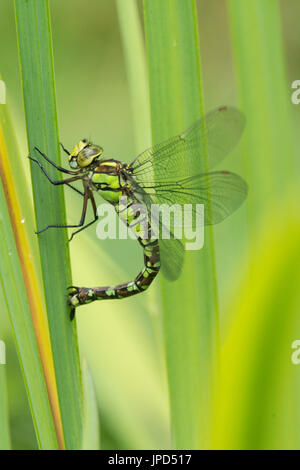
left=14, top=0, right=82, bottom=448
left=116, top=1, right=168, bottom=410
left=143, top=0, right=219, bottom=449
left=116, top=0, right=151, bottom=153
left=0, top=78, right=40, bottom=272
left=228, top=0, right=295, bottom=222
left=0, top=366, right=10, bottom=450
left=0, top=142, right=58, bottom=448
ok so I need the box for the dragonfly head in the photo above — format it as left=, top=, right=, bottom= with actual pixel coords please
left=69, top=139, right=103, bottom=169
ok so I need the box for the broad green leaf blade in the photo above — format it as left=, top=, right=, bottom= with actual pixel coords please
left=14, top=0, right=82, bottom=449
left=143, top=0, right=219, bottom=449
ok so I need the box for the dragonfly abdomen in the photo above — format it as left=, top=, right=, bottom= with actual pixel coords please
left=68, top=193, right=160, bottom=308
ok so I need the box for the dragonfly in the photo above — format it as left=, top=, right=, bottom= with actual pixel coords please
left=29, top=105, right=248, bottom=319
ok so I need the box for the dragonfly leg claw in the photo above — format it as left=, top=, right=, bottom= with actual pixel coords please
left=67, top=286, right=91, bottom=312
left=70, top=308, right=76, bottom=321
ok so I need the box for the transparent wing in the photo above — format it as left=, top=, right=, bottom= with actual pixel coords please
left=137, top=171, right=248, bottom=224
left=129, top=106, right=247, bottom=281
left=133, top=172, right=248, bottom=280
left=135, top=190, right=185, bottom=281
left=130, top=106, right=246, bottom=184
left=159, top=237, right=185, bottom=281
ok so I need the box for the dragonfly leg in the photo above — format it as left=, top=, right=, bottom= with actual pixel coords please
left=68, top=240, right=160, bottom=315
left=29, top=156, right=81, bottom=187
left=34, top=146, right=78, bottom=174
left=29, top=155, right=84, bottom=196
left=65, top=184, right=84, bottom=196
left=60, top=142, right=71, bottom=155
left=68, top=193, right=98, bottom=241
left=36, top=190, right=89, bottom=234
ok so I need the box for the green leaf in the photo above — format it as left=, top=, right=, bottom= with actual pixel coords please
left=116, top=0, right=151, bottom=153
left=228, top=0, right=294, bottom=219
left=0, top=154, right=57, bottom=449
left=212, top=196, right=300, bottom=449
left=14, top=0, right=83, bottom=449
left=143, top=0, right=219, bottom=449
left=213, top=0, right=299, bottom=450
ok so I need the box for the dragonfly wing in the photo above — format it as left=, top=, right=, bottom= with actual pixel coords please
left=159, top=236, right=185, bottom=281
left=132, top=171, right=248, bottom=227
left=134, top=189, right=185, bottom=281
left=130, top=106, right=245, bottom=182
left=129, top=106, right=247, bottom=281
left=131, top=171, right=247, bottom=281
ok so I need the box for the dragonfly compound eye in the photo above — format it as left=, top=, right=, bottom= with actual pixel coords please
left=77, top=144, right=103, bottom=168
left=69, top=158, right=78, bottom=169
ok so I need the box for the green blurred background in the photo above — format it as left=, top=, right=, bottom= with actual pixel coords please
left=0, top=0, right=300, bottom=449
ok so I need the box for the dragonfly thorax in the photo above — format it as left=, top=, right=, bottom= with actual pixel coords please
left=69, top=139, right=103, bottom=169
left=90, top=160, right=127, bottom=203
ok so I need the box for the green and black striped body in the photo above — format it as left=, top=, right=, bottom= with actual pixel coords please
left=68, top=160, right=160, bottom=307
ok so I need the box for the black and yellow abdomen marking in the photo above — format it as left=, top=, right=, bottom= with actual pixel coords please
left=68, top=170, right=160, bottom=308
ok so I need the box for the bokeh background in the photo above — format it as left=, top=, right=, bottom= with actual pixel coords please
left=0, top=0, right=299, bottom=449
